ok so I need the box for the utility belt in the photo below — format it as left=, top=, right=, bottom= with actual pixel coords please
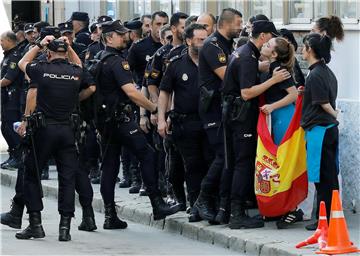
left=25, top=112, right=80, bottom=130
left=222, top=95, right=252, bottom=124
left=111, top=103, right=133, bottom=124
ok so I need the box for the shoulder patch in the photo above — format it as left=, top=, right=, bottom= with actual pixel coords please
left=122, top=61, right=130, bottom=71
left=150, top=69, right=160, bottom=79
left=9, top=62, right=17, bottom=69
left=218, top=53, right=227, bottom=64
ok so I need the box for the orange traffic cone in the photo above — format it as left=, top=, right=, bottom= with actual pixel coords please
left=296, top=201, right=328, bottom=249
left=316, top=190, right=360, bottom=255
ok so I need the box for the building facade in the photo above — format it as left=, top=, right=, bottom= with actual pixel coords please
left=3, top=0, right=360, bottom=211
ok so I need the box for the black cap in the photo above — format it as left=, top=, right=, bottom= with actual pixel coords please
left=124, top=20, right=142, bottom=30
left=69, top=12, right=89, bottom=22
left=40, top=26, right=61, bottom=40
left=24, top=23, right=34, bottom=33
left=47, top=39, right=68, bottom=52
left=97, top=15, right=113, bottom=24
left=90, top=23, right=98, bottom=33
left=58, top=22, right=73, bottom=34
left=252, top=20, right=279, bottom=37
left=101, top=20, right=129, bottom=34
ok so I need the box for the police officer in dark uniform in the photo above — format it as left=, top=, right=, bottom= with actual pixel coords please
left=14, top=24, right=28, bottom=54
left=222, top=20, right=290, bottom=229
left=16, top=36, right=84, bottom=241
left=96, top=20, right=180, bottom=227
left=0, top=31, right=23, bottom=170
left=85, top=15, right=113, bottom=63
left=21, top=23, right=37, bottom=56
left=158, top=23, right=213, bottom=215
left=195, top=8, right=242, bottom=222
left=58, top=22, right=87, bottom=59
left=69, top=11, right=92, bottom=47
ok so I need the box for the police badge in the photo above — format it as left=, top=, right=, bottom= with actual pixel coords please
left=218, top=53, right=226, bottom=64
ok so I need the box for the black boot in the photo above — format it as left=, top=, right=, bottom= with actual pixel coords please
left=149, top=195, right=181, bottom=221
left=214, top=197, right=230, bottom=224
left=129, top=168, right=141, bottom=194
left=103, top=203, right=127, bottom=229
left=229, top=200, right=264, bottom=229
left=91, top=171, right=102, bottom=184
left=16, top=212, right=45, bottom=239
left=188, top=193, right=202, bottom=222
left=1, top=200, right=24, bottom=229
left=139, top=183, right=148, bottom=196
left=78, top=206, right=97, bottom=231
left=59, top=215, right=72, bottom=241
left=193, top=191, right=216, bottom=222
left=119, top=167, right=131, bottom=188
left=2, top=148, right=21, bottom=170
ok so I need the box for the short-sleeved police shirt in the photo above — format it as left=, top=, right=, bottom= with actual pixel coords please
left=222, top=41, right=260, bottom=109
left=98, top=47, right=134, bottom=108
left=127, top=35, right=162, bottom=86
left=301, top=61, right=338, bottom=130
left=198, top=31, right=233, bottom=92
left=160, top=53, right=199, bottom=114
left=25, top=59, right=83, bottom=121
left=264, top=61, right=295, bottom=104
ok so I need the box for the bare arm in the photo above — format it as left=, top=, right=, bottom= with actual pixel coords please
left=157, top=90, right=170, bottom=138
left=122, top=83, right=156, bottom=112
left=213, top=66, right=226, bottom=80
left=79, top=85, right=96, bottom=101
left=148, top=85, right=160, bottom=104
left=241, top=67, right=291, bottom=101
left=321, top=103, right=338, bottom=119
left=0, top=78, right=12, bottom=87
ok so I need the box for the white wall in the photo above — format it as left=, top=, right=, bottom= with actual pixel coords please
left=329, top=31, right=360, bottom=102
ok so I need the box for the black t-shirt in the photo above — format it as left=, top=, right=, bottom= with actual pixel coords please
left=127, top=35, right=162, bottom=86
left=264, top=61, right=295, bottom=104
left=25, top=59, right=82, bottom=121
left=301, top=61, right=338, bottom=130
left=160, top=52, right=199, bottom=114
left=98, top=47, right=134, bottom=109
left=222, top=41, right=260, bottom=109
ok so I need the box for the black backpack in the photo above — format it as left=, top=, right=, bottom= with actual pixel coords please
left=85, top=50, right=118, bottom=125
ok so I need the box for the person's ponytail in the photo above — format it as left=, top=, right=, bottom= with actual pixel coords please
left=316, top=15, right=344, bottom=41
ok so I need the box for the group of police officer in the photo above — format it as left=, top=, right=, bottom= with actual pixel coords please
left=1, top=8, right=292, bottom=241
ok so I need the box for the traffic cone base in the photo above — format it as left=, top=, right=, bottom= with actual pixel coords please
left=316, top=190, right=360, bottom=255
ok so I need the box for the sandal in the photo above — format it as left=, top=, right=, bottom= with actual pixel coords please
left=276, top=209, right=304, bottom=229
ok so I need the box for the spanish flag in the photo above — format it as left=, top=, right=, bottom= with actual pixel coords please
left=255, top=95, right=308, bottom=217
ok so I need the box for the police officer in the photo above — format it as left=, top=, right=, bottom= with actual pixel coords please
left=158, top=23, right=212, bottom=215
left=95, top=20, right=180, bottom=227
left=124, top=18, right=143, bottom=51
left=14, top=23, right=28, bottom=54
left=195, top=8, right=242, bottom=222
left=85, top=15, right=113, bottom=63
left=21, top=23, right=36, bottom=55
left=222, top=20, right=290, bottom=229
left=16, top=36, right=83, bottom=241
left=0, top=31, right=23, bottom=170
left=33, top=21, right=50, bottom=40
left=68, top=11, right=92, bottom=47
left=58, top=21, right=87, bottom=59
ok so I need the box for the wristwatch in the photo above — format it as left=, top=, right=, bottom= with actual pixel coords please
left=35, top=38, right=43, bottom=49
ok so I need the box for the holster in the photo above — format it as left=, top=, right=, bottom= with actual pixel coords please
left=113, top=103, right=132, bottom=124
left=199, top=86, right=215, bottom=113
left=230, top=96, right=251, bottom=123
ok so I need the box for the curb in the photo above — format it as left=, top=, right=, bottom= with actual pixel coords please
left=1, top=170, right=318, bottom=256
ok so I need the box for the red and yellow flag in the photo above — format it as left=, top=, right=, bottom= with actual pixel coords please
left=255, top=95, right=308, bottom=217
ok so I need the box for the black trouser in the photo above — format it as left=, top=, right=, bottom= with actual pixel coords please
left=223, top=115, right=258, bottom=203
left=201, top=125, right=225, bottom=196
left=1, top=94, right=21, bottom=153
left=13, top=164, right=25, bottom=206
left=121, top=146, right=138, bottom=174
left=315, top=125, right=339, bottom=219
left=84, top=123, right=100, bottom=169
left=99, top=119, right=157, bottom=205
left=165, top=138, right=186, bottom=202
left=24, top=124, right=78, bottom=217
left=173, top=119, right=212, bottom=205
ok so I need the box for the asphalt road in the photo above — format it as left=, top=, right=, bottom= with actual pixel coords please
left=0, top=185, right=241, bottom=255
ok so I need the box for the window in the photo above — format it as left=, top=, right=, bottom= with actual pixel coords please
left=335, top=0, right=359, bottom=23
left=314, top=1, right=328, bottom=19
left=106, top=0, right=117, bottom=20
left=271, top=0, right=283, bottom=22
left=160, top=0, right=171, bottom=16
left=289, top=0, right=313, bottom=23
left=250, top=1, right=271, bottom=18
left=189, top=0, right=204, bottom=16
left=134, top=0, right=151, bottom=17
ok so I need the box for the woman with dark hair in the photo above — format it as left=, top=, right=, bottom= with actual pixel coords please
left=312, top=15, right=344, bottom=42
left=301, top=33, right=339, bottom=231
left=279, top=28, right=305, bottom=87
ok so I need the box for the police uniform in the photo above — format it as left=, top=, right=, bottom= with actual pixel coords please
left=127, top=35, right=163, bottom=87
left=69, top=12, right=92, bottom=47
left=160, top=51, right=212, bottom=208
left=58, top=22, right=87, bottom=60
left=1, top=45, right=23, bottom=169
left=196, top=31, right=233, bottom=208
left=17, top=40, right=83, bottom=241
left=97, top=20, right=180, bottom=224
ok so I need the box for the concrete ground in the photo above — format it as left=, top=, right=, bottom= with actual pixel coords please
left=0, top=153, right=359, bottom=256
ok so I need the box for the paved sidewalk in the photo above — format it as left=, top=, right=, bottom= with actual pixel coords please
left=1, top=164, right=359, bottom=256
